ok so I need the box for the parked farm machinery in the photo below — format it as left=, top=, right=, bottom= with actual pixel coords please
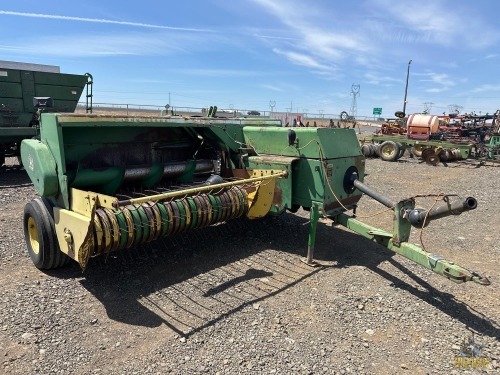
left=361, top=135, right=472, bottom=165
left=20, top=111, right=489, bottom=286
left=0, top=61, right=92, bottom=167
left=362, top=111, right=500, bottom=164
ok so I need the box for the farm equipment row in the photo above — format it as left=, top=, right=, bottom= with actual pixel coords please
left=361, top=111, right=500, bottom=165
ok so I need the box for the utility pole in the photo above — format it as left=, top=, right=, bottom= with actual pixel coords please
left=349, top=84, right=360, bottom=119
left=402, top=59, right=412, bottom=115
left=423, top=102, right=434, bottom=114
left=269, top=100, right=276, bottom=113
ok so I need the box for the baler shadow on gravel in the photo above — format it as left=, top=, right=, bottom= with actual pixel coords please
left=20, top=112, right=490, bottom=285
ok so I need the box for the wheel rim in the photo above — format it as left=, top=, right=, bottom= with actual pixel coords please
left=382, top=144, right=396, bottom=158
left=27, top=216, right=40, bottom=255
left=413, top=144, right=425, bottom=156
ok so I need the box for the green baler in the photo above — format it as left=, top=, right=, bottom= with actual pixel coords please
left=20, top=112, right=489, bottom=286
left=0, top=60, right=92, bottom=166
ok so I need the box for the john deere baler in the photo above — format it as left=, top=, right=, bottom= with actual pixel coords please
left=20, top=113, right=489, bottom=286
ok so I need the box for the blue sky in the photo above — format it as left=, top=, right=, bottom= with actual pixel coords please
left=1, top=0, right=500, bottom=117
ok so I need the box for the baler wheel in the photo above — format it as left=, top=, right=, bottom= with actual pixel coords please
left=23, top=198, right=70, bottom=269
left=379, top=141, right=400, bottom=161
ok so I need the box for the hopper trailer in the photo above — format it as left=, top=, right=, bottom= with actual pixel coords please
left=0, top=60, right=92, bottom=167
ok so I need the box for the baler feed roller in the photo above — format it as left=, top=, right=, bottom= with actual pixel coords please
left=91, top=186, right=248, bottom=256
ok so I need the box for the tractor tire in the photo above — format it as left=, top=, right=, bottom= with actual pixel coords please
left=371, top=143, right=381, bottom=157
left=361, top=144, right=372, bottom=157
left=23, top=197, right=70, bottom=269
left=411, top=144, right=426, bottom=158
left=396, top=142, right=405, bottom=159
left=379, top=141, right=400, bottom=161
left=0, top=154, right=5, bottom=168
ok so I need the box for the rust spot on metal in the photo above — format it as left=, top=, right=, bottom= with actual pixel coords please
left=272, top=188, right=283, bottom=205
left=250, top=155, right=298, bottom=165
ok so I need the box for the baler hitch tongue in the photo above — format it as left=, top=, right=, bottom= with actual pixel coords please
left=405, top=196, right=477, bottom=228
left=337, top=171, right=489, bottom=286
left=472, top=273, right=491, bottom=286
left=347, top=172, right=477, bottom=227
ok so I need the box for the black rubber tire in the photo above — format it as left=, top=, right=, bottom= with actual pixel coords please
left=379, top=141, right=400, bottom=162
left=397, top=143, right=405, bottom=159
left=0, top=154, right=5, bottom=168
left=23, top=197, right=70, bottom=269
left=361, top=144, right=372, bottom=157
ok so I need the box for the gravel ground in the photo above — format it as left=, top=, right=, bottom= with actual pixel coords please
left=0, top=155, right=499, bottom=375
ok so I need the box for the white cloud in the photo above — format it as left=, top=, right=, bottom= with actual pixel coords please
left=259, top=84, right=285, bottom=92
left=415, top=71, right=456, bottom=93
left=176, top=69, right=267, bottom=78
left=364, top=72, right=401, bottom=85
left=273, top=48, right=336, bottom=72
left=252, top=34, right=298, bottom=41
left=250, top=0, right=371, bottom=75
left=425, top=87, right=447, bottom=93
left=370, top=0, right=499, bottom=48
left=0, top=33, right=189, bottom=57
left=0, top=10, right=214, bottom=32
left=471, top=84, right=500, bottom=93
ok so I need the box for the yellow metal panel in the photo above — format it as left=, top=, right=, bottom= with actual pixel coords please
left=246, top=169, right=277, bottom=219
left=70, top=188, right=118, bottom=217
left=54, top=208, right=93, bottom=268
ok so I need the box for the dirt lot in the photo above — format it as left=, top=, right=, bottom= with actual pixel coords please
left=0, top=155, right=499, bottom=374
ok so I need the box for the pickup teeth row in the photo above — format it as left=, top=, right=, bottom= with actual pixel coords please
left=90, top=186, right=248, bottom=256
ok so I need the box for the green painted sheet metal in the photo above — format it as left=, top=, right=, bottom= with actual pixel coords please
left=21, top=71, right=35, bottom=113
left=33, top=71, right=88, bottom=87
left=0, top=82, right=23, bottom=98
left=0, top=127, right=37, bottom=142
left=20, top=139, right=58, bottom=196
left=0, top=69, right=21, bottom=82
left=290, top=156, right=364, bottom=213
left=0, top=68, right=88, bottom=126
left=243, top=127, right=362, bottom=159
left=243, top=126, right=364, bottom=212
left=0, top=98, right=24, bottom=112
